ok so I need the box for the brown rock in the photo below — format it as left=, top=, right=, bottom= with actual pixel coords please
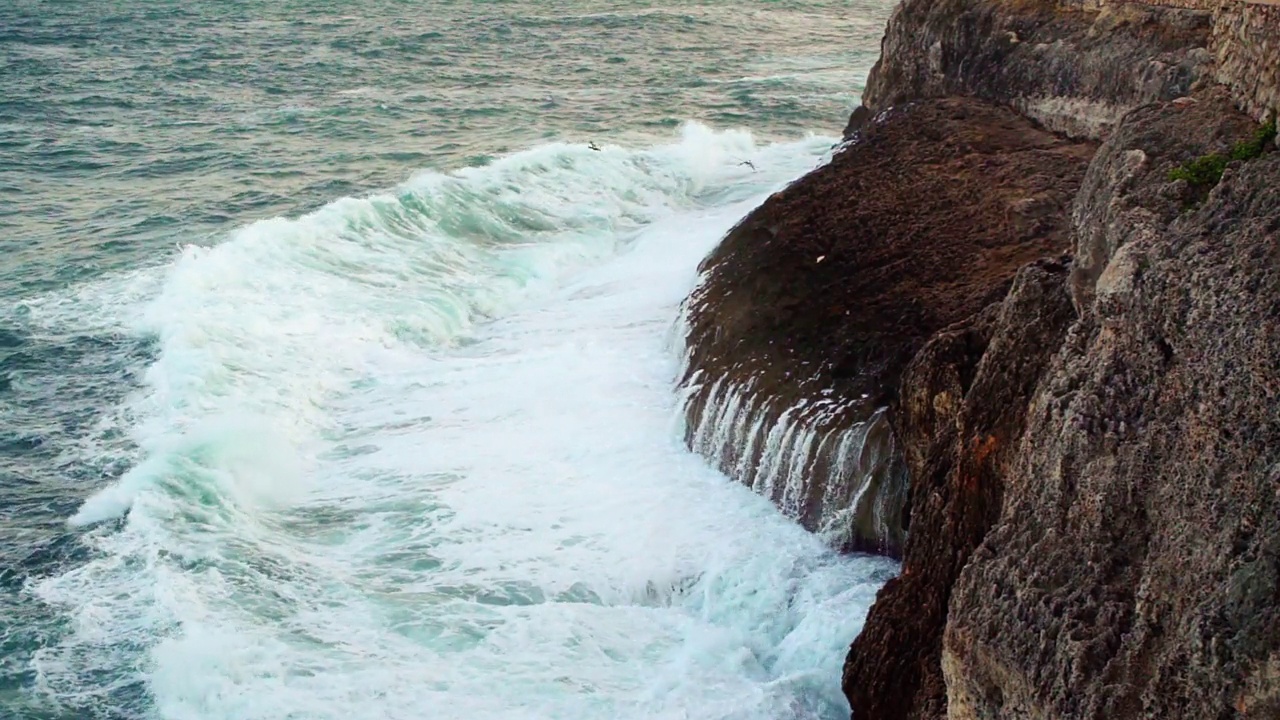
left=944, top=92, right=1280, bottom=720
left=680, top=97, right=1094, bottom=556
left=844, top=259, right=1079, bottom=720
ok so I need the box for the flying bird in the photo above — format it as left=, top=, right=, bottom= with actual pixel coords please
left=588, top=141, right=601, bottom=151
left=738, top=160, right=756, bottom=171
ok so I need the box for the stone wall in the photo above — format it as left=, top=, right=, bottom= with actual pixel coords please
left=1136, top=0, right=1220, bottom=11
left=858, top=0, right=1215, bottom=141
left=1077, top=0, right=1280, bottom=120
left=1213, top=1, right=1280, bottom=119
left=865, top=0, right=1278, bottom=131
left=1071, top=0, right=1277, bottom=15
left=1059, top=0, right=1219, bottom=9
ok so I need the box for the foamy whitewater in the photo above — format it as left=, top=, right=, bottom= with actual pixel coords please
left=18, top=126, right=896, bottom=719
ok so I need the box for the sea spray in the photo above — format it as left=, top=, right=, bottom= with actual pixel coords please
left=62, top=123, right=808, bottom=527
left=28, top=128, right=897, bottom=720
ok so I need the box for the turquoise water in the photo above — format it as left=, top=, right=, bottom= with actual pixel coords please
left=1, top=2, right=894, bottom=718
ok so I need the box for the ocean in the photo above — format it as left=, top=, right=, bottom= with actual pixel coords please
left=0, top=1, right=895, bottom=718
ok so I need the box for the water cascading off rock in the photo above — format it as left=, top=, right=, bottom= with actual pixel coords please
left=675, top=97, right=1097, bottom=559
left=677, top=370, right=906, bottom=555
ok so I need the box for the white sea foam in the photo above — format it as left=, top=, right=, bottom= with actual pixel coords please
left=34, top=125, right=896, bottom=720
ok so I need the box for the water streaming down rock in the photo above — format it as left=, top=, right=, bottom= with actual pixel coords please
left=675, top=358, right=906, bottom=556
left=670, top=97, right=1103, bottom=562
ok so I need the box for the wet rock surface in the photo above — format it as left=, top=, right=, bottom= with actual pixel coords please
left=680, top=97, right=1094, bottom=556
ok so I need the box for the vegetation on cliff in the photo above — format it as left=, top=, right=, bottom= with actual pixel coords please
left=1168, top=116, right=1276, bottom=190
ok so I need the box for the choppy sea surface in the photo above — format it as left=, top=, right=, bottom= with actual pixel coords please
left=0, top=1, right=896, bottom=718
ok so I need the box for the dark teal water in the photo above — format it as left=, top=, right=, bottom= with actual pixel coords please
left=1, top=2, right=892, bottom=718
left=3, top=0, right=886, bottom=294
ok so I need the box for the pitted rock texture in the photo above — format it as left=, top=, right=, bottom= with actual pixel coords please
left=680, top=97, right=1094, bottom=556
left=858, top=0, right=1214, bottom=139
left=1212, top=2, right=1280, bottom=122
left=943, top=91, right=1280, bottom=720
left=843, top=260, right=1079, bottom=720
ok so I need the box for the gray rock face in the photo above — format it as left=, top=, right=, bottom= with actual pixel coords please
left=861, top=0, right=1214, bottom=139
left=1067, top=90, right=1258, bottom=315
left=943, top=91, right=1280, bottom=720
left=1211, top=3, right=1280, bottom=122
left=844, top=259, right=1079, bottom=720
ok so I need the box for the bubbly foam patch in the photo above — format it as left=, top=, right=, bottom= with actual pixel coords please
left=59, top=122, right=820, bottom=525
left=36, top=126, right=896, bottom=720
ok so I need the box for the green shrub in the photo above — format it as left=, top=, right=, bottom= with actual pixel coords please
left=1168, top=117, right=1276, bottom=189
left=1230, top=117, right=1277, bottom=162
left=1169, top=153, right=1229, bottom=186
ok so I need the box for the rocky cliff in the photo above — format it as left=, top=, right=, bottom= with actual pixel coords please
left=845, top=88, right=1279, bottom=720
left=940, top=89, right=1280, bottom=720
left=678, top=98, right=1094, bottom=556
left=678, top=0, right=1279, bottom=717
left=857, top=0, right=1214, bottom=138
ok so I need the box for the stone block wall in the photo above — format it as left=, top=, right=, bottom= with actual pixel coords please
left=1141, top=0, right=1220, bottom=10
left=1053, top=0, right=1279, bottom=120
left=1055, top=0, right=1219, bottom=12
left=1212, top=2, right=1280, bottom=119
